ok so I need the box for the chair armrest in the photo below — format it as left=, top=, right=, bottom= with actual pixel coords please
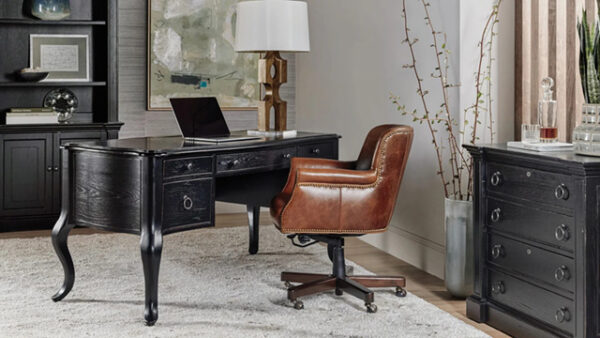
left=281, top=158, right=356, bottom=195
left=296, top=168, right=377, bottom=186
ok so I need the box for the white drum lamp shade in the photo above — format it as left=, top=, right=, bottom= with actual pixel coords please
left=235, top=0, right=310, bottom=53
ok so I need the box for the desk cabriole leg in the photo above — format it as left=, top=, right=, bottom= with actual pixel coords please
left=247, top=205, right=260, bottom=254
left=51, top=214, right=75, bottom=302
left=140, top=228, right=162, bottom=326
left=52, top=147, right=75, bottom=302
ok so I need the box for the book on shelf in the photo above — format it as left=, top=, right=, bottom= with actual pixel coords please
left=5, top=112, right=58, bottom=124
left=9, top=107, right=55, bottom=113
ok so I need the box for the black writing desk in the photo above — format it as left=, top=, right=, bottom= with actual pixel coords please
left=50, top=132, right=339, bottom=325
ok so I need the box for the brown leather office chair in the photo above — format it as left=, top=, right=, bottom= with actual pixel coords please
left=271, top=125, right=413, bottom=313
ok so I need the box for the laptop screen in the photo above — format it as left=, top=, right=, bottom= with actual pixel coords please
left=170, top=97, right=231, bottom=138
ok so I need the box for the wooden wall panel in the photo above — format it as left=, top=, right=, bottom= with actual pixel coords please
left=516, top=0, right=586, bottom=141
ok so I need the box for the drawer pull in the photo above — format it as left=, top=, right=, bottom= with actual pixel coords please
left=554, top=266, right=571, bottom=282
left=491, top=281, right=505, bottom=294
left=490, top=208, right=502, bottom=223
left=490, top=171, right=503, bottom=186
left=186, top=162, right=193, bottom=170
left=555, top=224, right=570, bottom=242
left=311, top=148, right=321, bottom=154
left=182, top=195, right=194, bottom=210
left=282, top=153, right=292, bottom=159
left=53, top=166, right=59, bottom=172
left=491, top=244, right=505, bottom=259
left=47, top=166, right=53, bottom=172
left=220, top=159, right=240, bottom=168
left=555, top=307, right=571, bottom=323
left=554, top=184, right=569, bottom=200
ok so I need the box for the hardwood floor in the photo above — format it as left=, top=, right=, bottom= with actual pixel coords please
left=0, top=212, right=507, bottom=337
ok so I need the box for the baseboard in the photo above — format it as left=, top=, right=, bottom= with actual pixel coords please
left=360, top=225, right=445, bottom=279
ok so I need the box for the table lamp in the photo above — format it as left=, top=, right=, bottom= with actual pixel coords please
left=235, top=0, right=310, bottom=135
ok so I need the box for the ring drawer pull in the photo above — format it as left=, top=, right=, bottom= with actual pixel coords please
left=490, top=171, right=503, bottom=186
left=491, top=281, right=505, bottom=294
left=182, top=195, right=194, bottom=210
left=555, top=224, right=570, bottom=242
left=490, top=208, right=501, bottom=223
left=186, top=162, right=193, bottom=170
left=491, top=244, right=504, bottom=259
left=555, top=307, right=571, bottom=323
left=311, top=148, right=321, bottom=154
left=554, top=266, right=571, bottom=282
left=554, top=184, right=569, bottom=200
left=282, top=153, right=292, bottom=159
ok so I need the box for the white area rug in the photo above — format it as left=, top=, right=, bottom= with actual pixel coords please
left=0, top=226, right=487, bottom=337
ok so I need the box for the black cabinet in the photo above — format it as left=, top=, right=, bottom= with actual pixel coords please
left=0, top=125, right=119, bottom=231
left=0, top=133, right=53, bottom=217
left=465, top=144, right=600, bottom=338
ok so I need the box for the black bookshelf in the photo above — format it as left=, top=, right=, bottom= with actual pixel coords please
left=0, top=0, right=118, bottom=123
left=0, top=0, right=121, bottom=232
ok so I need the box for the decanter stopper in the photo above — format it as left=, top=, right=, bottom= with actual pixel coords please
left=541, top=77, right=554, bottom=101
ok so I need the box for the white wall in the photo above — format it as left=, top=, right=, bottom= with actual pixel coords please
left=295, top=0, right=514, bottom=278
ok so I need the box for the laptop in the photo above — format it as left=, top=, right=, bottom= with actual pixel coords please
left=170, top=97, right=261, bottom=143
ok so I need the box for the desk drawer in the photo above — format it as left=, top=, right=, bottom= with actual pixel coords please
left=162, top=178, right=213, bottom=230
left=216, top=147, right=296, bottom=174
left=486, top=198, right=574, bottom=252
left=297, top=142, right=335, bottom=159
left=488, top=269, right=575, bottom=335
left=486, top=162, right=573, bottom=210
left=488, top=234, right=574, bottom=292
left=164, top=156, right=213, bottom=178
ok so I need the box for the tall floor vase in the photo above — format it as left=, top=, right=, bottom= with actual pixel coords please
left=444, top=198, right=474, bottom=298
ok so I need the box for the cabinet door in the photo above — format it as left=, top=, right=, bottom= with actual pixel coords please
left=0, top=133, right=53, bottom=216
left=52, top=131, right=106, bottom=212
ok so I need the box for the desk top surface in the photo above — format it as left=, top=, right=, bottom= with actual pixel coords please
left=65, top=131, right=340, bottom=155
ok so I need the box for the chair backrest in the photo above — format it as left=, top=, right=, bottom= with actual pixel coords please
left=352, top=125, right=414, bottom=230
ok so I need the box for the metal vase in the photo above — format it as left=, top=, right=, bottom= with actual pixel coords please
left=444, top=197, right=474, bottom=298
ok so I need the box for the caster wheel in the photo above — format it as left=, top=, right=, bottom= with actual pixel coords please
left=293, top=301, right=304, bottom=310
left=366, top=303, right=378, bottom=313
left=284, top=281, right=292, bottom=288
left=335, top=289, right=343, bottom=296
left=395, top=287, right=407, bottom=297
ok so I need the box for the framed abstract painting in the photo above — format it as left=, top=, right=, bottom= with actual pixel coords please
left=148, top=0, right=260, bottom=110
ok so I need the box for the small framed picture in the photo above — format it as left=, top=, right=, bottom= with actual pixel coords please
left=30, top=34, right=89, bottom=82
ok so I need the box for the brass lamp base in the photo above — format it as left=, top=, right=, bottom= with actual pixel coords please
left=258, top=51, right=287, bottom=132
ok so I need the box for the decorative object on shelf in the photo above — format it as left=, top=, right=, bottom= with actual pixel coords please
left=147, top=0, right=260, bottom=110
left=575, top=11, right=600, bottom=156
left=235, top=0, right=310, bottom=133
left=30, top=34, right=89, bottom=82
left=30, top=0, right=71, bottom=21
left=43, top=88, right=78, bottom=122
left=538, top=77, right=558, bottom=143
left=5, top=108, right=58, bottom=125
left=394, top=0, right=503, bottom=297
left=14, top=68, right=49, bottom=82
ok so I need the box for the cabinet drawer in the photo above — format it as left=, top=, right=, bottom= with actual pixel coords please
left=162, top=178, right=213, bottom=230
left=216, top=147, right=296, bottom=174
left=486, top=162, right=573, bottom=210
left=164, top=156, right=213, bottom=178
left=488, top=269, right=575, bottom=335
left=297, top=142, right=335, bottom=159
left=486, top=198, right=574, bottom=252
left=488, top=234, right=574, bottom=292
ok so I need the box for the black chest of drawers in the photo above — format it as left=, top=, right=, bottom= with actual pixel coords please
left=465, top=144, right=600, bottom=338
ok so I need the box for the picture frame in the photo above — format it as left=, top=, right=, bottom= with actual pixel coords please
left=30, top=34, right=90, bottom=82
left=147, top=0, right=260, bottom=111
